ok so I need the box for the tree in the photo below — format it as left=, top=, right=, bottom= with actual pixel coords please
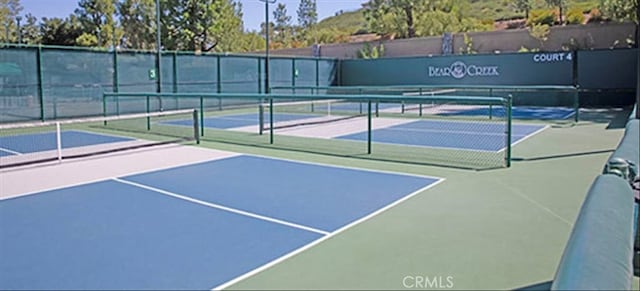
left=117, top=0, right=155, bottom=49
left=1, top=0, right=22, bottom=42
left=600, top=0, right=638, bottom=23
left=40, top=16, right=84, bottom=46
left=272, top=3, right=292, bottom=45
left=19, top=13, right=39, bottom=44
left=363, top=0, right=422, bottom=38
left=74, top=0, right=118, bottom=47
left=545, top=0, right=566, bottom=25
left=297, top=0, right=317, bottom=29
left=297, top=0, right=317, bottom=44
left=513, top=0, right=532, bottom=19
left=159, top=0, right=244, bottom=52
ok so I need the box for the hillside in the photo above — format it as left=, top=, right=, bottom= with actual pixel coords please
left=316, top=0, right=600, bottom=35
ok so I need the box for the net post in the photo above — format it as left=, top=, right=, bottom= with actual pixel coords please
left=506, top=94, right=513, bottom=168
left=193, top=109, right=200, bottom=144
left=102, top=93, right=107, bottom=126
left=367, top=99, right=372, bottom=154
left=258, top=98, right=264, bottom=135
left=401, top=100, right=405, bottom=114
left=573, top=86, right=580, bottom=123
left=146, top=95, right=151, bottom=130
left=291, top=58, right=296, bottom=94
left=489, top=88, right=493, bottom=120
left=269, top=97, right=274, bottom=144
left=199, top=95, right=204, bottom=136
left=56, top=122, right=62, bottom=163
left=172, top=51, right=178, bottom=109
left=419, top=88, right=423, bottom=116
left=375, top=100, right=379, bottom=117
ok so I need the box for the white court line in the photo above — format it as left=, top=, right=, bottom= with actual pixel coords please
left=497, top=125, right=550, bottom=153
left=495, top=179, right=573, bottom=227
left=383, top=126, right=517, bottom=137
left=0, top=147, right=23, bottom=155
left=211, top=178, right=445, bottom=290
left=112, top=177, right=330, bottom=236
left=0, top=148, right=240, bottom=201
left=240, top=153, right=442, bottom=180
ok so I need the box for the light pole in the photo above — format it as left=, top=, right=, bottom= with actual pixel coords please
left=155, top=0, right=163, bottom=110
left=16, top=16, right=21, bottom=44
left=259, top=0, right=276, bottom=94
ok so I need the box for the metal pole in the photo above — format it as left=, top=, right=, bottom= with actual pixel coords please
left=16, top=16, right=21, bottom=44
left=260, top=0, right=276, bottom=94
left=155, top=0, right=163, bottom=110
left=36, top=45, right=45, bottom=121
left=506, top=95, right=512, bottom=168
left=367, top=100, right=372, bottom=154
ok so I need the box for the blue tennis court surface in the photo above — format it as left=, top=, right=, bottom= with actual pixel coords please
left=0, top=130, right=133, bottom=156
left=438, top=106, right=574, bottom=120
left=337, top=120, right=545, bottom=152
left=0, top=155, right=439, bottom=289
left=163, top=113, right=321, bottom=129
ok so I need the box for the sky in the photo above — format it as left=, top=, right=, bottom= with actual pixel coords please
left=19, top=0, right=365, bottom=32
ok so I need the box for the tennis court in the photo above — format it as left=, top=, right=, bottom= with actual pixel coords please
left=0, top=153, right=440, bottom=290
left=336, top=120, right=546, bottom=152
left=0, top=130, right=133, bottom=156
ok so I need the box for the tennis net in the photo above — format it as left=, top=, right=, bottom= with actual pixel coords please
left=0, top=109, right=199, bottom=168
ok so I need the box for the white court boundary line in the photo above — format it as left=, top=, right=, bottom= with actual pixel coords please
left=0, top=148, right=241, bottom=201
left=211, top=178, right=445, bottom=290
left=497, top=125, right=550, bottom=153
left=113, top=177, right=330, bottom=236
left=0, top=147, right=22, bottom=155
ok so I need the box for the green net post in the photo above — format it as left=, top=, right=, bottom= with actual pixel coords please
left=488, top=88, right=493, bottom=120
left=291, top=58, right=296, bottom=94
left=269, top=97, right=274, bottom=144
left=315, top=58, right=319, bottom=90
left=193, top=109, right=200, bottom=144
left=146, top=95, right=151, bottom=130
left=419, top=88, right=423, bottom=116
left=367, top=99, right=372, bottom=154
left=200, top=95, right=204, bottom=137
left=259, top=99, right=264, bottom=135
left=573, top=86, right=580, bottom=123
left=506, top=94, right=513, bottom=168
left=36, top=45, right=45, bottom=122
left=102, top=92, right=107, bottom=126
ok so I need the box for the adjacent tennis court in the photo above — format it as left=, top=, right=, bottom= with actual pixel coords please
left=0, top=154, right=441, bottom=290
left=336, top=120, right=546, bottom=152
left=0, top=130, right=133, bottom=156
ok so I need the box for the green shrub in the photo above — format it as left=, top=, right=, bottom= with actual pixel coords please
left=566, top=8, right=586, bottom=24
left=527, top=9, right=556, bottom=26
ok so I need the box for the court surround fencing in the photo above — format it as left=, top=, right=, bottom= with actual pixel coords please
left=0, top=43, right=338, bottom=123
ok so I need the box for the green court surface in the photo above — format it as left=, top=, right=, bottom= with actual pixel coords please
left=186, top=108, right=638, bottom=290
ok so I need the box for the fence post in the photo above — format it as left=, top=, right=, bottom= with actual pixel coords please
left=36, top=45, right=45, bottom=121
left=113, top=47, right=119, bottom=115
left=506, top=95, right=512, bottom=168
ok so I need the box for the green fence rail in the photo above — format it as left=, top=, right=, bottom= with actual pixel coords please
left=270, top=84, right=579, bottom=122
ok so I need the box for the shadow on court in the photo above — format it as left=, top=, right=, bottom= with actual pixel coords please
left=512, top=149, right=615, bottom=162
left=514, top=280, right=553, bottom=290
